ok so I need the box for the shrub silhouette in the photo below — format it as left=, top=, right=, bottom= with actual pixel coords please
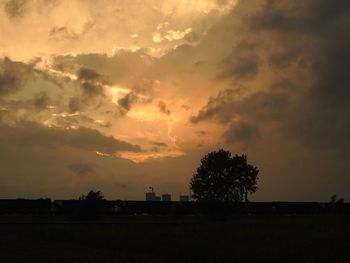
left=190, top=149, right=259, bottom=202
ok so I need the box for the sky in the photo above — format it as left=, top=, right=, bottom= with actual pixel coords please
left=0, top=0, right=349, bottom=201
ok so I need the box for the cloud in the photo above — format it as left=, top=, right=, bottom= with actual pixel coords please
left=49, top=26, right=78, bottom=40
left=118, top=92, right=138, bottom=111
left=68, top=163, right=95, bottom=176
left=0, top=57, right=32, bottom=96
left=192, top=0, right=350, bottom=155
left=81, top=82, right=104, bottom=98
left=152, top=22, right=192, bottom=43
left=49, top=20, right=95, bottom=42
left=247, top=0, right=350, bottom=152
left=52, top=49, right=154, bottom=85
left=151, top=141, right=167, bottom=147
left=219, top=42, right=258, bottom=81
left=249, top=0, right=350, bottom=34
left=33, top=92, right=50, bottom=110
left=1, top=0, right=350, bottom=201
left=158, top=100, right=171, bottom=115
left=77, top=67, right=101, bottom=81
left=190, top=89, right=238, bottom=123
left=1, top=57, right=113, bottom=129
left=4, top=0, right=27, bottom=19
left=224, top=121, right=260, bottom=145
left=68, top=97, right=82, bottom=113
left=0, top=122, right=142, bottom=154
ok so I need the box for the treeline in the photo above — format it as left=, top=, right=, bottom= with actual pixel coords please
left=0, top=199, right=349, bottom=216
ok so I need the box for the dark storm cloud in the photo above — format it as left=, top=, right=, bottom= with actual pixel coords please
left=219, top=42, right=258, bottom=81
left=33, top=68, right=66, bottom=90
left=158, top=101, right=171, bottom=115
left=249, top=0, right=350, bottom=151
left=67, top=83, right=104, bottom=113
left=224, top=122, right=260, bottom=145
left=118, top=88, right=153, bottom=113
left=33, top=92, right=50, bottom=110
left=191, top=82, right=293, bottom=124
left=249, top=0, right=350, bottom=34
left=68, top=97, right=82, bottom=113
left=268, top=47, right=303, bottom=69
left=118, top=92, right=138, bottom=111
left=0, top=71, right=20, bottom=96
left=65, top=74, right=105, bottom=113
left=190, top=89, right=237, bottom=123
left=0, top=122, right=142, bottom=154
left=76, top=67, right=105, bottom=102
left=193, top=0, right=350, bottom=153
left=68, top=163, right=95, bottom=176
left=81, top=82, right=104, bottom=98
left=0, top=57, right=32, bottom=96
left=77, top=68, right=101, bottom=81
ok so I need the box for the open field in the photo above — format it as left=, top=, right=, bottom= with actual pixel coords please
left=0, top=215, right=349, bottom=263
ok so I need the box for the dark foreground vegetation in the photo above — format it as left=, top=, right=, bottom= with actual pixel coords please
left=0, top=215, right=349, bottom=263
left=1, top=198, right=350, bottom=216
left=1, top=150, right=348, bottom=262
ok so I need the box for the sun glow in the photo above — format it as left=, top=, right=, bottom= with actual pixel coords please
left=108, top=85, right=131, bottom=105
left=127, top=105, right=169, bottom=122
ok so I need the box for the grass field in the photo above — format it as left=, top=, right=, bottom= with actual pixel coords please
left=0, top=215, right=349, bottom=262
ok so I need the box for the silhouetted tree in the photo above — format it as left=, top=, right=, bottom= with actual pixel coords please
left=79, top=190, right=105, bottom=201
left=190, top=149, right=259, bottom=202
left=328, top=194, right=345, bottom=214
left=329, top=194, right=344, bottom=204
left=78, top=190, right=106, bottom=218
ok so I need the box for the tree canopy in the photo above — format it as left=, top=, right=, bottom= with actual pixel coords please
left=190, top=149, right=259, bottom=202
left=79, top=190, right=105, bottom=202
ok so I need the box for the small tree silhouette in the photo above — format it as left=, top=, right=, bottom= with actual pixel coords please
left=329, top=194, right=344, bottom=204
left=190, top=149, right=259, bottom=202
left=78, top=190, right=105, bottom=218
left=80, top=190, right=105, bottom=201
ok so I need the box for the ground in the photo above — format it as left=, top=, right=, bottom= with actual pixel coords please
left=0, top=215, right=349, bottom=262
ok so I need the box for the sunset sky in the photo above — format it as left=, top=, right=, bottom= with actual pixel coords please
left=1, top=0, right=349, bottom=201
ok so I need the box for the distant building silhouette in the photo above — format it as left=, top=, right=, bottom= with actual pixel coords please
left=145, top=186, right=162, bottom=201
left=179, top=195, right=189, bottom=202
left=146, top=192, right=157, bottom=201
left=162, top=194, right=171, bottom=201
left=145, top=190, right=161, bottom=201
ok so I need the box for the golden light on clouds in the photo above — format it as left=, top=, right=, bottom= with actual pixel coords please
left=108, top=85, right=131, bottom=105
left=118, top=150, right=184, bottom=163
left=1, top=0, right=349, bottom=201
left=127, top=105, right=169, bottom=122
